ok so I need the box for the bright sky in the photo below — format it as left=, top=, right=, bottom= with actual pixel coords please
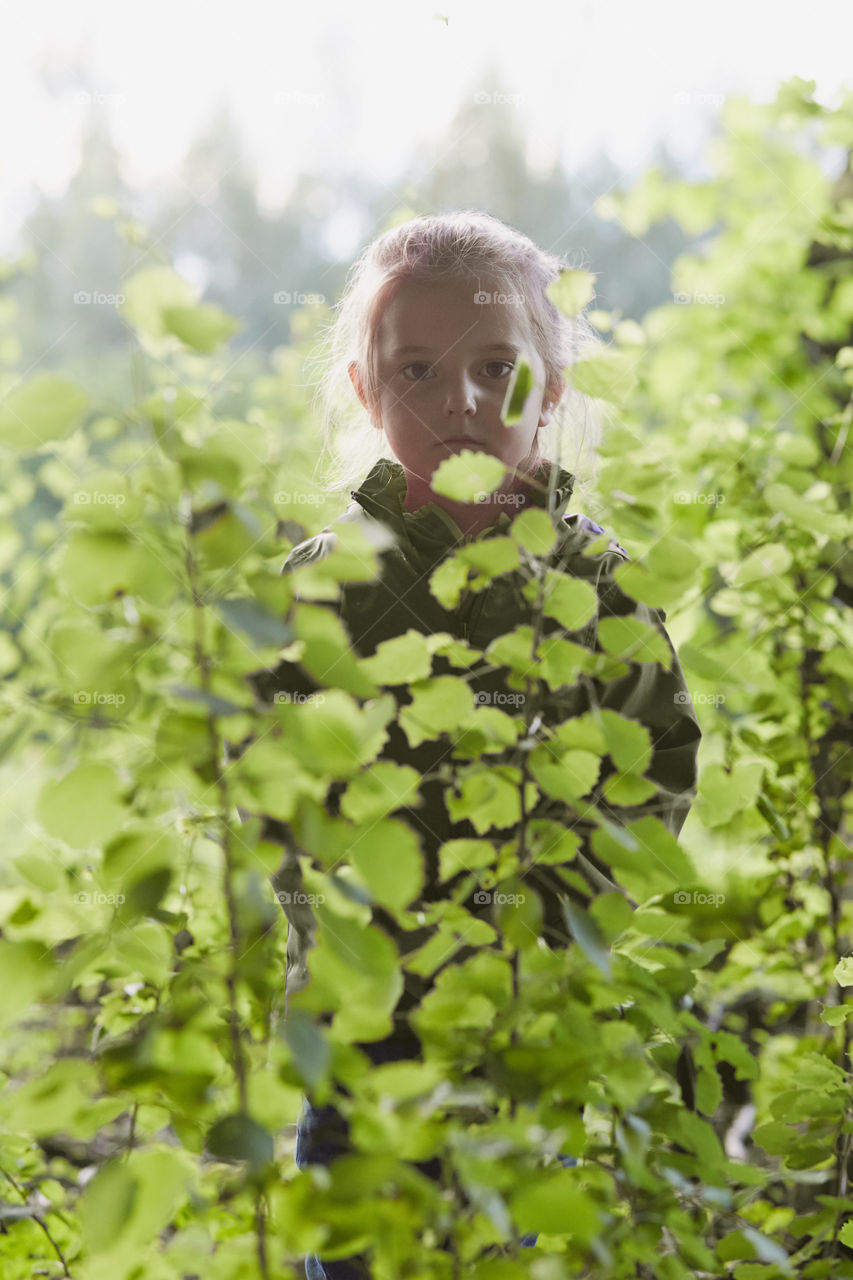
left=1, top=0, right=851, bottom=255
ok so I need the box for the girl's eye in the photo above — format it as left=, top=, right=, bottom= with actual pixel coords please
left=401, top=360, right=515, bottom=382
left=402, top=363, right=432, bottom=381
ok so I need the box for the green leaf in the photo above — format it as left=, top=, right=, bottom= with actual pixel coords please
left=162, top=301, right=242, bottom=353
left=306, top=907, right=403, bottom=1040
left=428, top=555, right=470, bottom=610
left=510, top=1173, right=599, bottom=1240
left=590, top=892, right=634, bottom=941
left=36, top=761, right=127, bottom=847
left=645, top=538, right=702, bottom=580
left=0, top=941, right=55, bottom=1034
left=447, top=766, right=531, bottom=834
left=592, top=816, right=696, bottom=900
left=834, top=956, right=853, bottom=987
left=215, top=597, right=292, bottom=648
left=0, top=373, right=89, bottom=448
left=120, top=265, right=199, bottom=341
left=510, top=507, right=557, bottom=556
left=102, top=826, right=181, bottom=895
left=292, top=603, right=380, bottom=699
left=602, top=772, right=657, bottom=806
left=58, top=529, right=176, bottom=606
left=501, top=355, right=536, bottom=425
left=563, top=900, right=612, bottom=977
left=283, top=1009, right=331, bottom=1089
left=429, top=449, right=507, bottom=502
left=495, top=878, right=543, bottom=950
left=79, top=1159, right=137, bottom=1254
left=359, top=630, right=434, bottom=684
left=284, top=688, right=394, bottom=777
left=598, top=615, right=671, bottom=665
left=763, top=481, right=846, bottom=537
left=599, top=710, right=652, bottom=773
left=399, top=675, right=474, bottom=747
left=546, top=268, right=596, bottom=317
left=206, top=1113, right=274, bottom=1171
left=438, top=838, right=499, bottom=882
left=529, top=746, right=601, bottom=801
left=340, top=762, right=421, bottom=824
left=532, top=572, right=598, bottom=632
left=697, top=762, right=765, bottom=827
left=612, top=560, right=686, bottom=610
left=350, top=819, right=424, bottom=913
left=727, top=543, right=794, bottom=587
left=572, top=351, right=638, bottom=404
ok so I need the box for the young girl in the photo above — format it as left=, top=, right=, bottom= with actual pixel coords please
left=247, top=212, right=702, bottom=1278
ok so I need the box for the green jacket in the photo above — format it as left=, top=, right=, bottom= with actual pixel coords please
left=245, top=458, right=702, bottom=1022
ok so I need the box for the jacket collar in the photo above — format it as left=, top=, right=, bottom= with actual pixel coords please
left=349, top=457, right=576, bottom=559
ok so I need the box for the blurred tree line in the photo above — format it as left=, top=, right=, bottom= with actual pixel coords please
left=1, top=64, right=697, bottom=404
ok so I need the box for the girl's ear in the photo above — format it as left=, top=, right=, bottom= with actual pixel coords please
left=348, top=361, right=368, bottom=409
left=539, top=381, right=565, bottom=427
left=348, top=361, right=382, bottom=430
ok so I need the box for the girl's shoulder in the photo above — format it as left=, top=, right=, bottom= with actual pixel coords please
left=279, top=499, right=395, bottom=576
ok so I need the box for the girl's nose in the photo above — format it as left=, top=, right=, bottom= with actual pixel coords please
left=444, top=379, right=477, bottom=415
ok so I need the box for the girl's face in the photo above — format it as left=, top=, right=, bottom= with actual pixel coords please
left=349, top=273, right=562, bottom=494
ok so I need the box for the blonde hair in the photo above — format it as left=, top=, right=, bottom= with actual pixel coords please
left=305, top=210, right=609, bottom=506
